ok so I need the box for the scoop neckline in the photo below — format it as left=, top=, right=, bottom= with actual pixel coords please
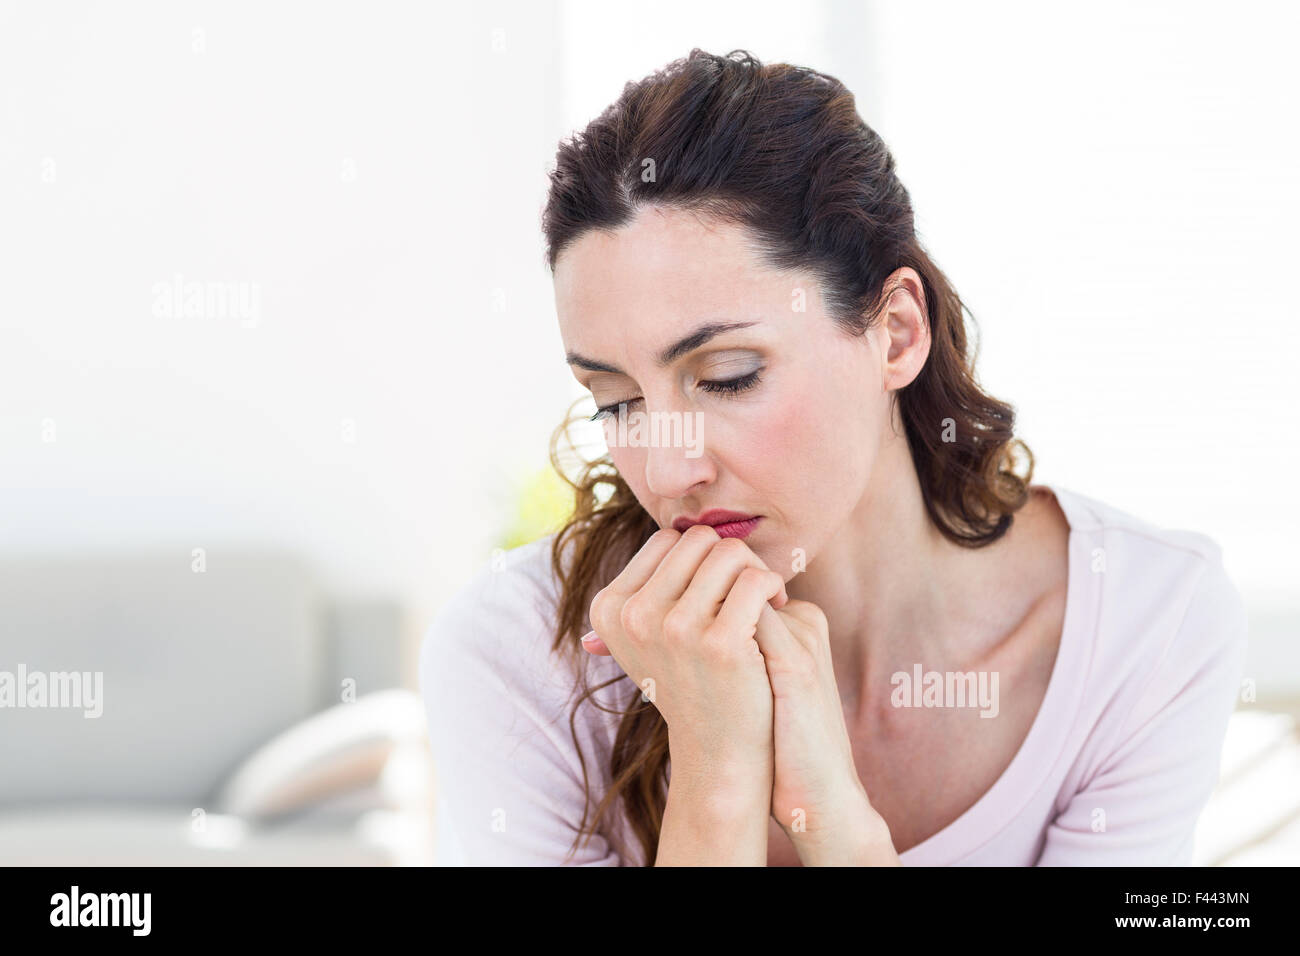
left=894, top=481, right=1096, bottom=865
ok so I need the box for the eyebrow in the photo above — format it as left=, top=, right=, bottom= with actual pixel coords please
left=565, top=321, right=759, bottom=375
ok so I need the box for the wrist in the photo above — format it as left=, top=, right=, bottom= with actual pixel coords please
left=660, top=744, right=773, bottom=867
left=668, top=739, right=773, bottom=814
left=784, top=788, right=899, bottom=866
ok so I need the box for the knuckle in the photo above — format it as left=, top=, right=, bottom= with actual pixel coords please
left=619, top=593, right=654, bottom=638
left=661, top=606, right=694, bottom=642
left=589, top=587, right=612, bottom=628
left=768, top=650, right=816, bottom=687
left=702, top=618, right=741, bottom=641
left=790, top=658, right=819, bottom=686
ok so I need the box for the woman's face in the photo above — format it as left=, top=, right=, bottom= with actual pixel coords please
left=553, top=205, right=926, bottom=580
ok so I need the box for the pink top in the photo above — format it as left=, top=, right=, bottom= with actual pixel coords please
left=419, top=483, right=1249, bottom=865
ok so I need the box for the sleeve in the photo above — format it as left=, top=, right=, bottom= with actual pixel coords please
left=418, top=565, right=626, bottom=866
left=1034, top=551, right=1249, bottom=866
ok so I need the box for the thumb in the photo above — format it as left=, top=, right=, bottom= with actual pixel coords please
left=777, top=598, right=826, bottom=630
left=752, top=601, right=803, bottom=670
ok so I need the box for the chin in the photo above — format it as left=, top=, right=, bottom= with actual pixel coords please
left=750, top=540, right=792, bottom=578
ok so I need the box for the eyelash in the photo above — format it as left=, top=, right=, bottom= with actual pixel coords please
left=588, top=369, right=763, bottom=422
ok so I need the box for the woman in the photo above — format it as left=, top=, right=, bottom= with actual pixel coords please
left=421, top=49, right=1248, bottom=866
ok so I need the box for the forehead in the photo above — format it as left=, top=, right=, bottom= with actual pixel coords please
left=553, top=206, right=790, bottom=340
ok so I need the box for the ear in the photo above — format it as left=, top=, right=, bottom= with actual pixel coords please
left=878, top=267, right=930, bottom=391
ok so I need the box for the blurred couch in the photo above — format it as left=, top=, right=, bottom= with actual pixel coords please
left=0, top=551, right=435, bottom=865
left=1195, top=708, right=1300, bottom=865
left=2, top=549, right=1292, bottom=866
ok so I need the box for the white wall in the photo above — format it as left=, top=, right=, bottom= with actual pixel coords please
left=857, top=0, right=1299, bottom=605
left=0, top=1, right=574, bottom=655
left=3, top=1, right=1295, bottom=691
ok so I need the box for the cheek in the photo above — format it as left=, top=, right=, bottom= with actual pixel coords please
left=778, top=374, right=858, bottom=454
left=741, top=373, right=879, bottom=512
left=607, top=444, right=655, bottom=505
left=727, top=394, right=841, bottom=498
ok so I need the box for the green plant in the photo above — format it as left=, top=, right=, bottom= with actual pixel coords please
left=496, top=465, right=574, bottom=552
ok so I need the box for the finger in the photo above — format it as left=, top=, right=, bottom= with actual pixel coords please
left=676, top=538, right=788, bottom=627
left=637, top=523, right=728, bottom=605
left=778, top=598, right=824, bottom=628
left=603, top=528, right=681, bottom=598
left=580, top=630, right=611, bottom=656
left=753, top=601, right=806, bottom=672
left=712, top=566, right=788, bottom=644
left=773, top=599, right=827, bottom=652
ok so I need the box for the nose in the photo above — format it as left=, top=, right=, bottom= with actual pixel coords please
left=641, top=409, right=714, bottom=500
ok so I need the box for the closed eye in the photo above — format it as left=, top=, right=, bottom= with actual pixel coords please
left=588, top=369, right=763, bottom=421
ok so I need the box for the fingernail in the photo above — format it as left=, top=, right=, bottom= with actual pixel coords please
left=581, top=630, right=599, bottom=643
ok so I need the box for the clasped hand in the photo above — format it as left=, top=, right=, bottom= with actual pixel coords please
left=581, top=525, right=896, bottom=863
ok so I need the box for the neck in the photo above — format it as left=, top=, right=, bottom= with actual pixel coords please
left=783, top=426, right=1003, bottom=722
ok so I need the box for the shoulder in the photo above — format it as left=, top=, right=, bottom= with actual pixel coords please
left=418, top=532, right=628, bottom=712
left=422, top=536, right=558, bottom=645
left=1043, top=483, right=1248, bottom=753
left=419, top=535, right=561, bottom=688
left=1047, top=482, right=1247, bottom=650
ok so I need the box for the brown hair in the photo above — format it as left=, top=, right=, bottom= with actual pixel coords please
left=539, top=48, right=1033, bottom=865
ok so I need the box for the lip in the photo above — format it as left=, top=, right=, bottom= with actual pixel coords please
left=673, top=510, right=763, bottom=539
